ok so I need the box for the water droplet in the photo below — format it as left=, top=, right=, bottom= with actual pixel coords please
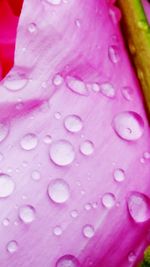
left=53, top=226, right=63, bottom=236
left=127, top=192, right=150, bottom=223
left=64, top=115, right=83, bottom=133
left=28, top=23, right=37, bottom=33
left=75, top=19, right=81, bottom=28
left=82, top=224, right=95, bottom=238
left=48, top=179, right=70, bottom=204
left=109, top=7, right=121, bottom=24
left=0, top=122, right=9, bottom=143
left=102, top=193, right=116, bottom=208
left=113, top=168, right=125, bottom=182
left=90, top=83, right=100, bottom=92
left=112, top=111, right=144, bottom=141
left=20, top=133, right=38, bottom=150
left=2, top=218, right=10, bottom=226
left=140, top=157, right=145, bottom=164
left=66, top=76, right=88, bottom=96
left=143, top=152, right=150, bottom=159
left=3, top=74, right=28, bottom=91
left=19, top=205, right=35, bottom=224
left=70, top=210, right=79, bottom=218
left=52, top=74, right=64, bottom=86
left=56, top=255, right=80, bottom=267
left=84, top=203, right=92, bottom=211
left=80, top=140, right=94, bottom=156
left=0, top=174, right=15, bottom=198
left=43, top=135, right=52, bottom=144
left=7, top=240, right=18, bottom=254
left=121, top=86, right=134, bottom=101
left=55, top=112, right=61, bottom=120
left=46, top=0, right=62, bottom=5
left=128, top=252, right=136, bottom=263
left=129, top=43, right=136, bottom=55
left=49, top=140, right=75, bottom=166
left=108, top=45, right=120, bottom=63
left=100, top=82, right=116, bottom=98
left=31, top=170, right=41, bottom=181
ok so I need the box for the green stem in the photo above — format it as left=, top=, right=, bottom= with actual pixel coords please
left=116, top=0, right=150, bottom=117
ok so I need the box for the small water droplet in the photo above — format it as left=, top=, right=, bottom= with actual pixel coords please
left=100, top=82, right=116, bottom=98
left=80, top=140, right=94, bottom=156
left=66, top=76, right=88, bottom=96
left=31, top=170, right=41, bottom=181
left=56, top=255, right=80, bottom=267
left=0, top=122, right=9, bottom=143
left=128, top=252, right=136, bottom=263
left=43, top=135, right=52, bottom=144
left=54, top=112, right=61, bottom=120
left=0, top=174, right=15, bottom=198
left=2, top=218, right=10, bottom=226
left=7, top=240, right=18, bottom=254
left=82, top=224, right=95, bottom=238
left=70, top=210, right=79, bottom=218
left=109, top=7, right=121, bottom=24
left=49, top=140, right=75, bottom=166
left=121, top=86, right=134, bottom=101
left=75, top=19, right=81, bottom=28
left=48, top=179, right=70, bottom=204
left=112, top=111, right=144, bottom=141
left=140, top=157, right=145, bottom=164
left=127, top=192, right=150, bottom=223
left=53, top=226, right=63, bottom=236
left=84, top=203, right=92, bottom=211
left=20, top=133, right=38, bottom=150
left=52, top=74, right=64, bottom=86
left=28, top=23, right=37, bottom=33
left=92, top=202, right=98, bottom=209
left=108, top=45, right=120, bottom=63
left=46, top=0, right=62, bottom=5
left=19, top=205, right=36, bottom=224
left=129, top=43, right=136, bottom=55
left=102, top=193, right=116, bottom=208
left=64, top=115, right=83, bottom=133
left=143, top=151, right=150, bottom=159
left=3, top=73, right=28, bottom=91
left=114, top=168, right=125, bottom=182
left=90, top=83, right=100, bottom=92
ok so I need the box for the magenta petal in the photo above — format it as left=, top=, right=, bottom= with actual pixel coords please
left=0, top=1, right=150, bottom=267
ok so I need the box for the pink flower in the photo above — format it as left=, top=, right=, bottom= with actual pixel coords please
left=0, top=1, right=150, bottom=267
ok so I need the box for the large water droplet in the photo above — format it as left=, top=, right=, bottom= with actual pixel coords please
left=113, top=168, right=125, bottom=182
left=20, top=133, right=38, bottom=150
left=0, top=174, right=15, bottom=198
left=53, top=226, right=63, bottom=236
left=102, top=193, right=116, bottom=208
left=48, top=179, right=70, bottom=204
left=49, top=140, right=75, bottom=166
left=7, top=240, right=18, bottom=254
left=19, top=205, right=36, bottom=224
left=66, top=76, right=88, bottom=96
left=3, top=74, right=28, bottom=91
left=121, top=86, right=134, bottom=101
left=56, top=255, right=80, bottom=267
left=0, top=122, right=9, bottom=143
left=108, top=45, right=120, bottom=63
left=112, top=111, right=144, bottom=141
left=127, top=192, right=150, bottom=223
left=64, top=115, right=83, bottom=133
left=80, top=140, right=94, bottom=156
left=82, top=224, right=95, bottom=238
left=100, top=82, right=116, bottom=98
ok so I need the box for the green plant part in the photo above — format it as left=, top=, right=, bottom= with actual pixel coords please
left=116, top=0, right=150, bottom=118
